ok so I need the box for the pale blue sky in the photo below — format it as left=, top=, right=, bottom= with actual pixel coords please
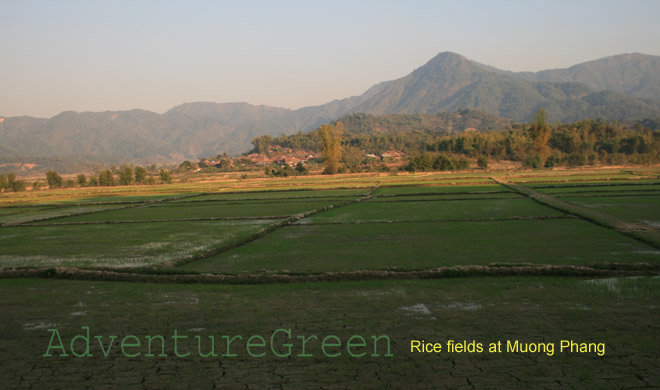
left=2, top=0, right=659, bottom=117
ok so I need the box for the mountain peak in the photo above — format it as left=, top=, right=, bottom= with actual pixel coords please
left=430, top=51, right=468, bottom=60
left=424, top=51, right=472, bottom=67
left=353, top=51, right=492, bottom=115
left=419, top=51, right=497, bottom=76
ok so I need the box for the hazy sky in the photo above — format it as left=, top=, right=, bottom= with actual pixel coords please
left=2, top=0, right=660, bottom=118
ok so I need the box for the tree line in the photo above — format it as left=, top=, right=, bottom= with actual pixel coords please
left=0, top=173, right=26, bottom=192
left=425, top=110, right=660, bottom=168
left=5, top=110, right=658, bottom=190
left=45, top=165, right=172, bottom=190
left=250, top=109, right=660, bottom=173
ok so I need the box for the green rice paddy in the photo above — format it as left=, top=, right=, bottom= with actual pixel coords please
left=1, top=168, right=659, bottom=388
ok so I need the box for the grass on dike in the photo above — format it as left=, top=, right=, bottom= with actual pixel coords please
left=0, top=204, right=129, bottom=225
left=508, top=173, right=644, bottom=183
left=372, top=184, right=509, bottom=196
left=368, top=192, right=523, bottom=201
left=34, top=200, right=344, bottom=223
left=505, top=168, right=643, bottom=181
left=533, top=183, right=660, bottom=194
left=0, top=188, right=187, bottom=206
left=171, top=188, right=370, bottom=202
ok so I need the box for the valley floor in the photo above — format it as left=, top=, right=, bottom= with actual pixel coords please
left=1, top=167, right=659, bottom=388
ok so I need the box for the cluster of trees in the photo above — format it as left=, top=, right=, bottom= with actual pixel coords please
left=248, top=110, right=513, bottom=157
left=264, top=162, right=308, bottom=177
left=252, top=109, right=660, bottom=172
left=338, top=110, right=513, bottom=135
left=0, top=173, right=26, bottom=192
left=249, top=133, right=319, bottom=155
left=45, top=165, right=172, bottom=189
left=407, top=154, right=470, bottom=172
left=426, top=110, right=660, bottom=168
left=13, top=109, right=657, bottom=189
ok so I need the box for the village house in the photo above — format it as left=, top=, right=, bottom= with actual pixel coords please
left=380, top=150, right=404, bottom=160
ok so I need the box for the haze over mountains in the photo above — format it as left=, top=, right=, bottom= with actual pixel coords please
left=2, top=51, right=660, bottom=172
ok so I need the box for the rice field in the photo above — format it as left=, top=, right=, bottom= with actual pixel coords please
left=1, top=167, right=659, bottom=388
left=0, top=220, right=277, bottom=268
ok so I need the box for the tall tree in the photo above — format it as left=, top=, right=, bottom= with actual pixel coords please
left=119, top=165, right=133, bottom=185
left=10, top=178, right=26, bottom=192
left=77, top=174, right=87, bottom=187
left=319, top=121, right=344, bottom=174
left=0, top=174, right=8, bottom=191
left=5, top=173, right=25, bottom=192
left=46, top=170, right=63, bottom=189
left=342, top=145, right=365, bottom=173
left=534, top=107, right=548, bottom=129
left=134, top=166, right=147, bottom=183
left=159, top=169, right=172, bottom=184
left=98, top=170, right=115, bottom=186
left=530, top=108, right=552, bottom=164
left=251, top=135, right=273, bottom=155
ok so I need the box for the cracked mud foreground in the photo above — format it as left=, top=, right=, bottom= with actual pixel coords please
left=2, top=276, right=659, bottom=389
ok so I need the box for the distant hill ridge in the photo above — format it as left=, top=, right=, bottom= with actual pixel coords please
left=2, top=51, right=660, bottom=172
left=353, top=52, right=660, bottom=122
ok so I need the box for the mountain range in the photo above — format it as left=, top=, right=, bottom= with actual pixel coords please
left=2, top=51, right=660, bottom=173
